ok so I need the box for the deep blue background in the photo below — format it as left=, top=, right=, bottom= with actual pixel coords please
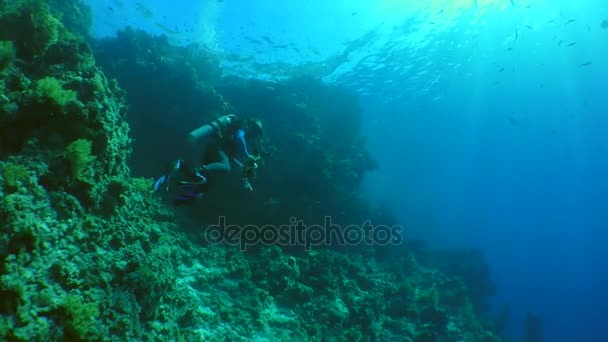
left=88, top=1, right=608, bottom=340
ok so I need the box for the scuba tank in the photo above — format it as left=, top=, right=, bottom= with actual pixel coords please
left=187, top=114, right=239, bottom=144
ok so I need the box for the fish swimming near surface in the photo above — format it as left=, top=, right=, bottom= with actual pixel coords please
left=155, top=23, right=178, bottom=35
left=507, top=116, right=520, bottom=127
left=601, top=19, right=608, bottom=29
left=136, top=2, right=154, bottom=18
left=579, top=62, right=592, bottom=67
left=566, top=42, right=576, bottom=47
left=565, top=19, right=576, bottom=25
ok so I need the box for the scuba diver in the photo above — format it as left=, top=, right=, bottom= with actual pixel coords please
left=153, top=114, right=263, bottom=205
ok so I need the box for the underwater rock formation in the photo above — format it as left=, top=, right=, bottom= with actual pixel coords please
left=93, top=29, right=381, bottom=234
left=0, top=0, right=131, bottom=212
left=0, top=1, right=501, bottom=341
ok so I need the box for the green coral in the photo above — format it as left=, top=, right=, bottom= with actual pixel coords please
left=65, top=139, right=96, bottom=181
left=1, top=162, right=28, bottom=189
left=35, top=77, right=78, bottom=106
left=416, top=285, right=440, bottom=306
left=0, top=316, right=13, bottom=338
left=0, top=0, right=65, bottom=56
left=0, top=40, right=15, bottom=71
left=130, top=177, right=154, bottom=194
left=59, top=293, right=100, bottom=340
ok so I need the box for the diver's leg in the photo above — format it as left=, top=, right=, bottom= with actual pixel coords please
left=155, top=160, right=207, bottom=204
left=176, top=148, right=230, bottom=189
left=202, top=149, right=231, bottom=175
left=154, top=159, right=186, bottom=191
left=154, top=159, right=206, bottom=191
left=173, top=188, right=205, bottom=205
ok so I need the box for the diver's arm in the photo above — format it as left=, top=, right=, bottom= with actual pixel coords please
left=235, top=129, right=252, bottom=159
left=234, top=129, right=257, bottom=191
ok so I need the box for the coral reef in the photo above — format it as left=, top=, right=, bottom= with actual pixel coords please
left=414, top=244, right=497, bottom=316
left=0, top=0, right=65, bottom=57
left=0, top=1, right=502, bottom=341
left=0, top=0, right=132, bottom=211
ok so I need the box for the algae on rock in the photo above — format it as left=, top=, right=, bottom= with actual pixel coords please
left=0, top=0, right=132, bottom=210
left=0, top=0, right=66, bottom=56
left=1, top=162, right=29, bottom=190
left=65, top=138, right=96, bottom=181
left=35, top=77, right=78, bottom=106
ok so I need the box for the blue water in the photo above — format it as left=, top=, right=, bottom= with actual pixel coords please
left=87, top=1, right=608, bottom=341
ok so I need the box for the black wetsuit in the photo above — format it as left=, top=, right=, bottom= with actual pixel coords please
left=173, top=125, right=246, bottom=204
left=154, top=120, right=255, bottom=205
